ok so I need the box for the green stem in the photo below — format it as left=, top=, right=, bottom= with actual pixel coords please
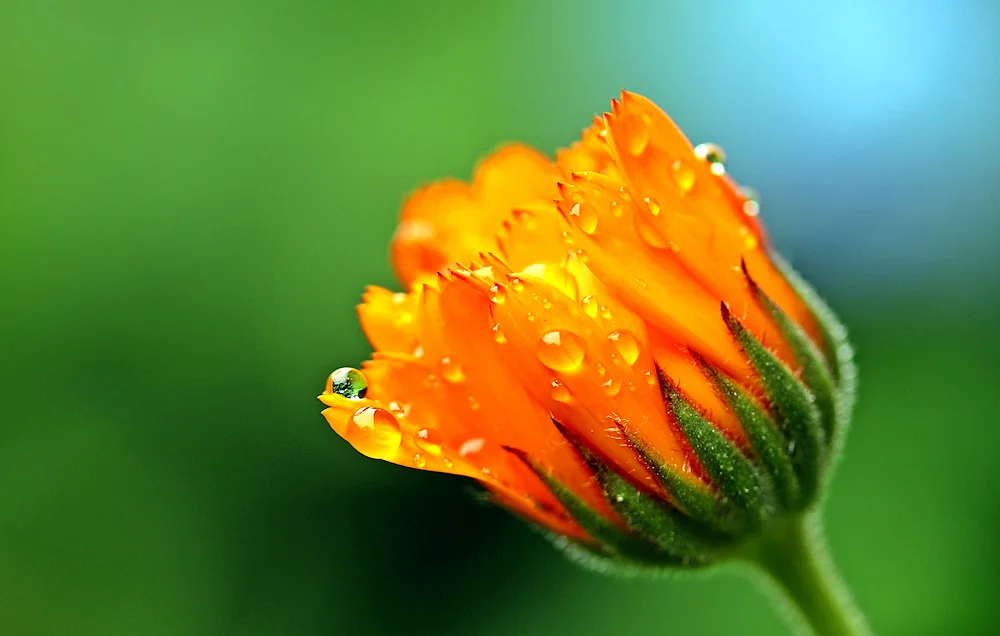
left=744, top=514, right=872, bottom=636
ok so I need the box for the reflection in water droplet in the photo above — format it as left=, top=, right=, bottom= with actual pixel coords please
left=581, top=295, right=598, bottom=318
left=608, top=331, right=640, bottom=365
left=601, top=377, right=622, bottom=396
left=568, top=202, right=598, bottom=235
left=459, top=438, right=486, bottom=457
left=441, top=356, right=465, bottom=383
left=412, top=453, right=427, bottom=468
left=550, top=379, right=571, bottom=402
left=346, top=407, right=402, bottom=459
left=671, top=159, right=696, bottom=193
left=537, top=330, right=586, bottom=372
left=327, top=367, right=368, bottom=400
left=599, top=305, right=612, bottom=320
left=490, top=283, right=507, bottom=304
left=415, top=428, right=443, bottom=455
left=508, top=276, right=524, bottom=292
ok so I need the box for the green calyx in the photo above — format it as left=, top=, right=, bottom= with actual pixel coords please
left=504, top=258, right=855, bottom=572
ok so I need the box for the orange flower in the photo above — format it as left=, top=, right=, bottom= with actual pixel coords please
left=320, top=91, right=851, bottom=564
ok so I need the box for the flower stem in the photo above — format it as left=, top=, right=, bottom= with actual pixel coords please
left=744, top=514, right=872, bottom=636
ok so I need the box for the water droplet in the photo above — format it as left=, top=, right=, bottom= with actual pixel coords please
left=599, top=305, right=612, bottom=320
left=443, top=458, right=454, bottom=469
left=610, top=200, right=623, bottom=217
left=537, top=330, right=586, bottom=372
left=412, top=453, right=427, bottom=468
left=441, top=356, right=465, bottom=383
left=694, top=143, right=727, bottom=175
left=346, top=407, right=402, bottom=459
left=550, top=379, right=571, bottom=402
left=601, top=377, right=622, bottom=396
left=618, top=186, right=631, bottom=201
left=392, top=292, right=407, bottom=304
left=635, top=278, right=647, bottom=289
left=568, top=202, right=598, bottom=234
left=459, top=438, right=486, bottom=457
left=608, top=331, right=640, bottom=365
left=468, top=396, right=481, bottom=411
left=542, top=298, right=552, bottom=309
left=526, top=312, right=535, bottom=322
left=644, top=197, right=660, bottom=216
left=415, top=428, right=443, bottom=455
left=626, top=116, right=651, bottom=155
left=581, top=295, right=598, bottom=318
left=423, top=374, right=441, bottom=389
left=671, top=159, right=696, bottom=193
left=492, top=324, right=507, bottom=344
left=645, top=370, right=656, bottom=386
left=561, top=231, right=574, bottom=245
left=596, top=363, right=607, bottom=377
left=508, top=276, right=524, bottom=292
left=327, top=367, right=368, bottom=400
left=738, top=226, right=759, bottom=250
left=741, top=186, right=761, bottom=217
left=627, top=382, right=636, bottom=392
left=490, top=283, right=507, bottom=304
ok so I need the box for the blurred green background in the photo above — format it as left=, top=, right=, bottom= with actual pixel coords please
left=2, top=0, right=999, bottom=634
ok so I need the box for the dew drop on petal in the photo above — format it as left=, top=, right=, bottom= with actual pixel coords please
left=645, top=370, right=656, bottom=386
left=346, top=407, right=402, bottom=459
left=694, top=143, right=727, bottom=175
left=412, top=453, right=427, bottom=468
left=738, top=225, right=759, bottom=250
left=568, top=202, right=598, bottom=235
left=443, top=457, right=454, bottom=469
left=490, top=283, right=507, bottom=304
left=550, top=379, right=571, bottom=402
left=537, top=330, right=586, bottom=372
left=508, top=276, right=524, bottom=292
left=441, top=356, right=465, bottom=383
left=415, top=428, right=443, bottom=455
left=596, top=363, right=607, bottom=377
left=581, top=295, right=598, bottom=318
left=741, top=186, right=761, bottom=217
left=601, top=377, right=622, bottom=396
left=671, top=159, right=696, bottom=193
left=492, top=323, right=507, bottom=344
left=468, top=396, right=481, bottom=411
left=599, top=305, right=612, bottom=320
left=327, top=367, right=368, bottom=400
left=644, top=197, right=660, bottom=216
left=608, top=331, right=640, bottom=365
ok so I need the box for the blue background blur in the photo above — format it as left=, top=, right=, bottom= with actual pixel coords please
left=2, top=1, right=999, bottom=634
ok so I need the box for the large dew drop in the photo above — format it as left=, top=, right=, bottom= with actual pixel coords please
left=537, top=330, right=586, bottom=372
left=327, top=367, right=368, bottom=400
left=346, top=407, right=402, bottom=459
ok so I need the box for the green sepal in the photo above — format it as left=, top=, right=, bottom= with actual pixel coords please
left=503, top=446, right=690, bottom=566
left=696, top=356, right=801, bottom=511
left=656, top=368, right=772, bottom=531
left=609, top=418, right=729, bottom=532
left=553, top=423, right=728, bottom=563
left=722, top=302, right=824, bottom=506
left=743, top=260, right=838, bottom=444
left=770, top=253, right=857, bottom=461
